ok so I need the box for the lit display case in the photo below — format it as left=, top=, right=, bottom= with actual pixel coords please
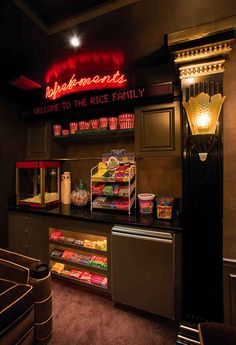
left=16, top=161, right=60, bottom=208
left=49, top=227, right=109, bottom=291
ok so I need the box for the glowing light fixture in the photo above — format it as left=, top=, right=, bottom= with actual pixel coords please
left=182, top=92, right=226, bottom=161
left=70, top=35, right=81, bottom=48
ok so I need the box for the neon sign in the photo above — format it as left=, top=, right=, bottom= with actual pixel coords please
left=45, top=51, right=125, bottom=84
left=45, top=70, right=127, bottom=100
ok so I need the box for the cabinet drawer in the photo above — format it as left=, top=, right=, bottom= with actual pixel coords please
left=8, top=212, right=48, bottom=262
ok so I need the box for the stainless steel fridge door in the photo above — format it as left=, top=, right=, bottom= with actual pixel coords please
left=111, top=226, right=175, bottom=319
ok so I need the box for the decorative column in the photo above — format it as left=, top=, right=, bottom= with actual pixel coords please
left=171, top=36, right=233, bottom=344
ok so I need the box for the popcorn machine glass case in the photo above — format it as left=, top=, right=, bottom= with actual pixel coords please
left=16, top=161, right=60, bottom=208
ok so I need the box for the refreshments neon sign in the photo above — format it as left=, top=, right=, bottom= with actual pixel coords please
left=45, top=70, right=127, bottom=100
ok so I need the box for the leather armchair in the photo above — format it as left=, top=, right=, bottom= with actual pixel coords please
left=198, top=322, right=236, bottom=345
left=0, top=249, right=52, bottom=344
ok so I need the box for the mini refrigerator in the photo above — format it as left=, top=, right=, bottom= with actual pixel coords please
left=111, top=225, right=181, bottom=320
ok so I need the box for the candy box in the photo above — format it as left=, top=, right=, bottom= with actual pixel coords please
left=156, top=197, right=174, bottom=219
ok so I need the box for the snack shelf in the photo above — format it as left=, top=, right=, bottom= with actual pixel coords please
left=91, top=181, right=136, bottom=197
left=49, top=239, right=107, bottom=255
left=92, top=194, right=136, bottom=212
left=50, top=260, right=108, bottom=289
left=49, top=226, right=110, bottom=293
left=90, top=152, right=136, bottom=214
left=49, top=255, right=107, bottom=272
left=91, top=172, right=135, bottom=183
left=51, top=272, right=109, bottom=292
left=52, top=129, right=134, bottom=140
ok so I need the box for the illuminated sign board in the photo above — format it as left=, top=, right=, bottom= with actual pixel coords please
left=45, top=70, right=127, bottom=100
left=34, top=87, right=145, bottom=115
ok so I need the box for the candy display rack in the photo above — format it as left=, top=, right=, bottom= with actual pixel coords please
left=49, top=227, right=109, bottom=292
left=90, top=150, right=136, bottom=214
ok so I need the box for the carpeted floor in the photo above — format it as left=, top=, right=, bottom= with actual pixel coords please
left=48, top=279, right=177, bottom=345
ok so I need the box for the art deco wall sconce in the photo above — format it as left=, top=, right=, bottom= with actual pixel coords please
left=182, top=92, right=226, bottom=161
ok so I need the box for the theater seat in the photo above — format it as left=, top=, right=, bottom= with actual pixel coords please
left=0, top=279, right=34, bottom=345
left=198, top=322, right=236, bottom=345
left=0, top=249, right=52, bottom=344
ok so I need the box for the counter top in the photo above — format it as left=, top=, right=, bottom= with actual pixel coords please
left=8, top=203, right=182, bottom=232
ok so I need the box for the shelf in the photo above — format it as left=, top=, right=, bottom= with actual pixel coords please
left=51, top=272, right=109, bottom=292
left=49, top=239, right=107, bottom=255
left=92, top=181, right=136, bottom=197
left=92, top=194, right=136, bottom=212
left=52, top=129, right=134, bottom=140
left=91, top=172, right=135, bottom=183
left=49, top=255, right=107, bottom=272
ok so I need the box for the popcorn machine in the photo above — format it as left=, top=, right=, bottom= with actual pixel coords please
left=16, top=161, right=60, bottom=208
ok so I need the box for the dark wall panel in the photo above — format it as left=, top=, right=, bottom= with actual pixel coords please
left=0, top=93, right=25, bottom=248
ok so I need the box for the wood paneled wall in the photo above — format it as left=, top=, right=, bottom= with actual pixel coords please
left=0, top=93, right=25, bottom=248
left=61, top=138, right=182, bottom=198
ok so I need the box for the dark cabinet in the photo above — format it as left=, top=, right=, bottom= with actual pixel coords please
left=8, top=212, right=48, bottom=262
left=135, top=101, right=181, bottom=157
left=25, top=120, right=65, bottom=160
left=25, top=120, right=51, bottom=160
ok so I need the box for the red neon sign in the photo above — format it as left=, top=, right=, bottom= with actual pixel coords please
left=45, top=51, right=125, bottom=84
left=45, top=70, right=127, bottom=100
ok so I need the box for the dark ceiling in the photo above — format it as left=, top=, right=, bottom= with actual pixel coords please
left=25, top=0, right=112, bottom=26
left=0, top=0, right=140, bottom=88
left=12, top=0, right=139, bottom=34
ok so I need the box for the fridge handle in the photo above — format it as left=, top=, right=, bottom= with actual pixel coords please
left=112, top=225, right=172, bottom=240
left=112, top=231, right=172, bottom=244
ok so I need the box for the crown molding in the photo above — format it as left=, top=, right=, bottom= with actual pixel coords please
left=179, top=59, right=225, bottom=79
left=168, top=15, right=236, bottom=46
left=174, top=39, right=233, bottom=64
left=13, top=0, right=139, bottom=35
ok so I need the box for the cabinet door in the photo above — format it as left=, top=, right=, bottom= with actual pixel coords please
left=112, top=228, right=175, bottom=319
left=135, top=102, right=181, bottom=157
left=8, top=212, right=48, bottom=262
left=25, top=120, right=51, bottom=160
left=8, top=213, right=27, bottom=255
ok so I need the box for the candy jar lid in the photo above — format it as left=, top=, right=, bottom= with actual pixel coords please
left=78, top=179, right=86, bottom=189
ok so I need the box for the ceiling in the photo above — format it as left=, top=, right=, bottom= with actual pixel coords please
left=13, top=0, right=139, bottom=34
left=0, top=0, right=142, bottom=88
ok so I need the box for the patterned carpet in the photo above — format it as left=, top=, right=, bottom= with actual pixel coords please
left=48, top=279, right=177, bottom=345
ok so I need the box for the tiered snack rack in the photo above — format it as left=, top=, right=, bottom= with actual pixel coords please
left=49, top=227, right=109, bottom=292
left=90, top=151, right=136, bottom=214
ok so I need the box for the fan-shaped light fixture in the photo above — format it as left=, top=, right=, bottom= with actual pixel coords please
left=182, top=92, right=226, bottom=161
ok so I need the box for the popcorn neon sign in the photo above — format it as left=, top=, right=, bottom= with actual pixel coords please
left=45, top=70, right=127, bottom=100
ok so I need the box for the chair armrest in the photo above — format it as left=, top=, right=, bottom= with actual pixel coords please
left=198, top=322, right=236, bottom=345
left=0, top=259, right=29, bottom=284
left=0, top=248, right=40, bottom=268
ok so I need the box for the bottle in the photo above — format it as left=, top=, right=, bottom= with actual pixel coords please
left=71, top=179, right=90, bottom=207
left=61, top=172, right=71, bottom=204
left=60, top=174, right=64, bottom=203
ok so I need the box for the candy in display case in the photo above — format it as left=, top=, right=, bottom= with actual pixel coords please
left=16, top=161, right=60, bottom=208
left=90, top=150, right=136, bottom=214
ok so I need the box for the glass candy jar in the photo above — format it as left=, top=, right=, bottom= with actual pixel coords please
left=71, top=179, right=90, bottom=207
